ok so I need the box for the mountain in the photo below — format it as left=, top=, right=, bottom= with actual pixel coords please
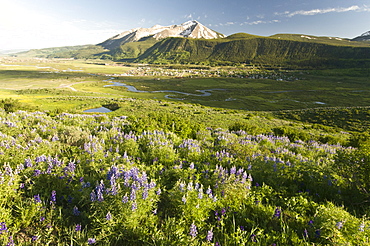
left=352, top=31, right=370, bottom=42
left=10, top=21, right=370, bottom=68
left=135, top=34, right=370, bottom=68
left=99, top=20, right=225, bottom=50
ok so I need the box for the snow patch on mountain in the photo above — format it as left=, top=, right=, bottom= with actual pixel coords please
left=99, top=21, right=224, bottom=49
left=360, top=31, right=370, bottom=37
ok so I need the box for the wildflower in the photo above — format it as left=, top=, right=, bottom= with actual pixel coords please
left=7, top=236, right=14, bottom=246
left=90, top=191, right=97, bottom=202
left=130, top=189, right=136, bottom=201
left=40, top=216, right=45, bottom=222
left=156, top=188, right=161, bottom=196
left=0, top=222, right=7, bottom=234
left=359, top=223, right=365, bottom=232
left=189, top=223, right=197, bottom=238
left=75, top=224, right=81, bottom=232
left=250, top=234, right=257, bottom=242
left=274, top=207, right=281, bottom=218
left=303, top=229, right=308, bottom=238
left=88, top=238, right=96, bottom=244
left=336, top=221, right=343, bottom=230
left=131, top=202, right=137, bottom=211
left=198, top=189, right=203, bottom=199
left=122, top=194, right=129, bottom=203
left=142, top=188, right=148, bottom=200
left=34, top=169, right=42, bottom=176
left=206, top=230, right=213, bottom=242
left=215, top=242, right=221, bottom=246
left=315, top=229, right=320, bottom=238
left=50, top=190, right=57, bottom=204
left=34, top=194, right=42, bottom=203
left=73, top=206, right=80, bottom=216
left=106, top=211, right=112, bottom=221
left=182, top=195, right=187, bottom=204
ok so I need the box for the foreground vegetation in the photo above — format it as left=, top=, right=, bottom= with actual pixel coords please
left=0, top=108, right=370, bottom=245
left=0, top=58, right=370, bottom=245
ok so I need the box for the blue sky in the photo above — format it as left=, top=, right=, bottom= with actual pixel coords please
left=1, top=0, right=369, bottom=50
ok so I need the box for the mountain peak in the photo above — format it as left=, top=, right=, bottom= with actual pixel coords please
left=352, top=31, right=370, bottom=42
left=99, top=21, right=224, bottom=50
left=360, top=31, right=370, bottom=37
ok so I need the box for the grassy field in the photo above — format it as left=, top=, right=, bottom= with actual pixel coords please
left=1, top=58, right=370, bottom=245
left=1, top=58, right=370, bottom=112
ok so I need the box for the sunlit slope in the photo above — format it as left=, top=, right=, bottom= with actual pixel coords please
left=136, top=34, right=370, bottom=67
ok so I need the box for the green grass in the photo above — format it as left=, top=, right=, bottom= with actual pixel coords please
left=1, top=59, right=370, bottom=113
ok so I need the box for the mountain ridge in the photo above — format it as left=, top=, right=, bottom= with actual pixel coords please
left=99, top=20, right=225, bottom=50
left=352, top=31, right=370, bottom=42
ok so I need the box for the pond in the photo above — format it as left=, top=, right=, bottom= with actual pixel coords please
left=83, top=107, right=112, bottom=113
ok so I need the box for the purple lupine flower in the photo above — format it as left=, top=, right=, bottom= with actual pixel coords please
left=88, top=238, right=96, bottom=244
left=40, top=216, right=45, bottom=222
left=182, top=195, right=187, bottom=204
left=250, top=234, right=257, bottom=242
left=336, top=221, right=343, bottom=229
left=156, top=188, right=161, bottom=196
left=0, top=222, right=7, bottom=234
left=51, top=135, right=59, bottom=142
left=33, top=169, right=42, bottom=176
left=359, top=223, right=365, bottom=232
left=75, top=224, right=82, bottom=232
left=96, top=181, right=104, bottom=202
left=130, top=189, right=136, bottom=201
left=24, top=158, right=33, bottom=168
left=189, top=223, right=197, bottom=237
left=50, top=190, right=57, bottom=204
left=206, top=230, right=213, bottom=242
left=131, top=202, right=137, bottom=211
left=106, top=212, right=112, bottom=221
left=73, top=206, right=80, bottom=216
left=303, top=229, right=308, bottom=238
left=230, top=166, right=236, bottom=175
left=90, top=190, right=97, bottom=202
left=122, top=194, right=128, bottom=203
left=221, top=208, right=226, bottom=216
left=34, top=194, right=42, bottom=203
left=315, top=229, right=321, bottom=238
left=189, top=163, right=195, bottom=169
left=274, top=207, right=281, bottom=218
left=215, top=242, right=221, bottom=246
left=7, top=236, right=14, bottom=246
left=198, top=189, right=203, bottom=199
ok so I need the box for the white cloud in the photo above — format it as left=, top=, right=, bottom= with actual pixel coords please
left=276, top=5, right=364, bottom=18
left=241, top=20, right=280, bottom=26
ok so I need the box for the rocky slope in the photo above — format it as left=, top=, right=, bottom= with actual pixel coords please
left=99, top=20, right=224, bottom=50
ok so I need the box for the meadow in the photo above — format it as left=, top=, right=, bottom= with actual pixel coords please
left=0, top=58, right=370, bottom=245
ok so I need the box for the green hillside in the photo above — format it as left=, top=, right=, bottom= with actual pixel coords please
left=12, top=32, right=370, bottom=68
left=136, top=35, right=370, bottom=68
left=269, top=34, right=370, bottom=47
left=13, top=45, right=101, bottom=58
